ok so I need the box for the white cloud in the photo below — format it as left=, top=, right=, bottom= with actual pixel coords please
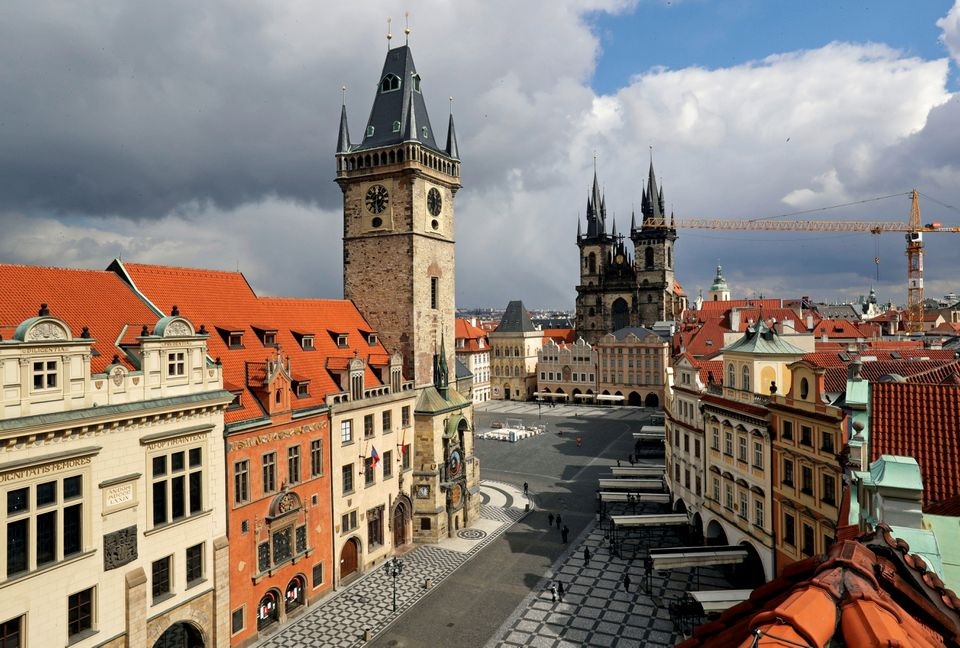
left=938, top=0, right=960, bottom=64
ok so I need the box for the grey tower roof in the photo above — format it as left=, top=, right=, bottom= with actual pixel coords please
left=585, top=170, right=607, bottom=239
left=445, top=112, right=460, bottom=159
left=642, top=160, right=665, bottom=223
left=355, top=45, right=441, bottom=153
left=610, top=326, right=659, bottom=341
left=497, top=300, right=536, bottom=333
left=337, top=103, right=351, bottom=153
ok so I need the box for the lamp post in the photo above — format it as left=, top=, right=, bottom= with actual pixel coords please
left=386, top=556, right=404, bottom=612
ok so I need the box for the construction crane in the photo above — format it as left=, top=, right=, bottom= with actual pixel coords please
left=646, top=190, right=960, bottom=333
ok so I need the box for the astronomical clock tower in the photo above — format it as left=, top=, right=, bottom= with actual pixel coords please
left=335, top=37, right=480, bottom=542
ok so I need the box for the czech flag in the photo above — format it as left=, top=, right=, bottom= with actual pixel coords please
left=371, top=446, right=380, bottom=468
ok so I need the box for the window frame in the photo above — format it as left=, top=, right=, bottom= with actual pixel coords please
left=67, top=586, right=95, bottom=641
left=150, top=446, right=204, bottom=528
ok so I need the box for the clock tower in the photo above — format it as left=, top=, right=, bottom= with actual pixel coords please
left=335, top=41, right=479, bottom=541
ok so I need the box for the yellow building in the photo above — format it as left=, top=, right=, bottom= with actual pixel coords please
left=490, top=301, right=543, bottom=401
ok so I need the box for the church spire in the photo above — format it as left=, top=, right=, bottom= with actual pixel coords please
left=402, top=87, right=418, bottom=142
left=585, top=167, right=607, bottom=239
left=445, top=101, right=460, bottom=159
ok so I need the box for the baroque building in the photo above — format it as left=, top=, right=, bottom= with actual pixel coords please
left=335, top=42, right=479, bottom=541
left=575, top=162, right=686, bottom=343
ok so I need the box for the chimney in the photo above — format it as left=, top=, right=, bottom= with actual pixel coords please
left=806, top=314, right=814, bottom=330
left=730, top=309, right=741, bottom=331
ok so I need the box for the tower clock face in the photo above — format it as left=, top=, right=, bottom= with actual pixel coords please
left=365, top=184, right=389, bottom=214
left=448, top=448, right=462, bottom=477
left=427, top=188, right=442, bottom=216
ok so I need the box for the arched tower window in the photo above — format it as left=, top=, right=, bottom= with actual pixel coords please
left=645, top=247, right=654, bottom=269
left=612, top=298, right=629, bottom=331
left=588, top=252, right=596, bottom=274
left=667, top=246, right=672, bottom=269
left=727, top=363, right=735, bottom=386
left=742, top=366, right=750, bottom=391
left=380, top=74, right=401, bottom=93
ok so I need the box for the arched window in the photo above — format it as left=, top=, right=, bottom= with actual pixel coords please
left=800, top=377, right=809, bottom=399
left=727, top=364, right=735, bottom=386
left=588, top=252, right=596, bottom=274
left=513, top=366, right=520, bottom=377
left=645, top=247, right=655, bottom=269
left=742, top=366, right=750, bottom=391
left=612, top=298, right=629, bottom=331
left=667, top=247, right=672, bottom=268
left=380, top=74, right=401, bottom=93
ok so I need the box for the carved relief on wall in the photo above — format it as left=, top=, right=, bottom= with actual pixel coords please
left=103, top=525, right=138, bottom=570
left=163, top=320, right=192, bottom=337
left=27, top=321, right=67, bottom=341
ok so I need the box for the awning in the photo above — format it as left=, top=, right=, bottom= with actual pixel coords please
left=533, top=392, right=569, bottom=399
left=598, top=478, right=663, bottom=491
left=688, top=589, right=753, bottom=614
left=598, top=492, right=670, bottom=504
left=610, top=466, right=663, bottom=478
left=647, top=545, right=749, bottom=570
left=596, top=394, right=625, bottom=401
left=610, top=513, right=689, bottom=527
left=574, top=393, right=595, bottom=399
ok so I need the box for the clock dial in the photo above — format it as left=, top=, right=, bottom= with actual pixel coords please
left=416, top=485, right=430, bottom=498
left=365, top=184, right=389, bottom=214
left=615, top=254, right=625, bottom=265
left=448, top=449, right=462, bottom=477
left=427, top=187, right=442, bottom=216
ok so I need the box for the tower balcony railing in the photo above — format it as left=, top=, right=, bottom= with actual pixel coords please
left=707, top=383, right=770, bottom=406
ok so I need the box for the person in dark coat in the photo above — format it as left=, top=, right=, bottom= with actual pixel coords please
left=549, top=583, right=557, bottom=601
left=623, top=573, right=632, bottom=592
left=548, top=512, right=554, bottom=527
left=556, top=513, right=563, bottom=529
left=584, top=547, right=591, bottom=564
left=558, top=582, right=565, bottom=602
left=561, top=525, right=569, bottom=543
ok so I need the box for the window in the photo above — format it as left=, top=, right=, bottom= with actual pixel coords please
left=753, top=441, right=763, bottom=468
left=263, top=332, right=277, bottom=347
left=783, top=459, right=794, bottom=485
left=166, top=351, right=186, bottom=377
left=380, top=73, right=400, bottom=92
left=340, top=420, right=353, bottom=444
left=382, top=410, right=392, bottom=433
left=741, top=366, right=750, bottom=391
left=364, top=414, right=375, bottom=438
left=724, top=431, right=733, bottom=456
left=822, top=473, right=837, bottom=505
left=727, top=363, right=735, bottom=386
left=341, top=510, right=358, bottom=533
left=0, top=616, right=22, bottom=648
left=152, top=448, right=203, bottom=526
left=392, top=120, right=401, bottom=133
left=301, top=335, right=315, bottom=350
left=738, top=437, right=747, bottom=462
left=337, top=334, right=348, bottom=348
left=799, top=377, right=810, bottom=399
left=234, top=460, right=249, bottom=505
left=784, top=513, right=796, bottom=546
left=713, top=478, right=720, bottom=502
left=296, top=382, right=309, bottom=398
left=152, top=556, right=172, bottom=600
left=383, top=450, right=393, bottom=478
left=186, top=543, right=204, bottom=585
left=712, top=427, right=720, bottom=450
left=367, top=506, right=383, bottom=548
left=800, top=426, right=813, bottom=447
left=310, top=439, right=323, bottom=478
left=821, top=431, right=835, bottom=454
left=228, top=333, right=243, bottom=348
left=695, top=439, right=701, bottom=459
left=312, top=562, right=324, bottom=588
left=364, top=457, right=375, bottom=486
left=5, top=474, right=84, bottom=578
left=674, top=428, right=680, bottom=446
left=725, top=485, right=734, bottom=510
left=366, top=125, right=375, bottom=137
left=231, top=608, right=244, bottom=634
left=684, top=469, right=691, bottom=489
left=684, top=434, right=690, bottom=452
left=782, top=420, right=793, bottom=440
left=262, top=453, right=277, bottom=495
left=402, top=445, right=411, bottom=470
left=430, top=277, right=439, bottom=309
left=272, top=527, right=292, bottom=565
left=67, top=588, right=94, bottom=639
left=801, top=466, right=813, bottom=495
left=695, top=475, right=702, bottom=497
left=342, top=465, right=354, bottom=494
left=739, top=492, right=748, bottom=519
left=288, top=446, right=301, bottom=485
left=802, top=523, right=815, bottom=556
left=32, top=360, right=58, bottom=390
left=674, top=463, right=680, bottom=482
left=754, top=500, right=764, bottom=528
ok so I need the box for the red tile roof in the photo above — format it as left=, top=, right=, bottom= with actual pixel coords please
left=811, top=318, right=868, bottom=339
left=871, top=382, right=960, bottom=509
left=0, top=264, right=160, bottom=373
left=542, top=328, right=576, bottom=344
left=455, top=318, right=489, bottom=353
left=678, top=318, right=728, bottom=358
left=679, top=524, right=960, bottom=647
left=117, top=262, right=397, bottom=425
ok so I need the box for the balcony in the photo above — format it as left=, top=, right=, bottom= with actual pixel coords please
left=707, top=384, right=770, bottom=406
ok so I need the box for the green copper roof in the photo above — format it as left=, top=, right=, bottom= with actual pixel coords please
left=710, top=265, right=729, bottom=291
left=890, top=525, right=945, bottom=580
left=923, top=514, right=960, bottom=592
left=414, top=384, right=470, bottom=415
left=721, top=319, right=806, bottom=355
left=868, top=455, right=924, bottom=491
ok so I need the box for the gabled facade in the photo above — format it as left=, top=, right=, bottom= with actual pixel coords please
left=665, top=353, right=709, bottom=535
left=536, top=337, right=597, bottom=402
left=455, top=318, right=490, bottom=403
left=768, top=360, right=848, bottom=576
left=490, top=301, right=543, bottom=401
left=0, top=266, right=233, bottom=648
left=595, top=326, right=669, bottom=407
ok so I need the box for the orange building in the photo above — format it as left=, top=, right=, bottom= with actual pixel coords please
left=110, top=262, right=408, bottom=646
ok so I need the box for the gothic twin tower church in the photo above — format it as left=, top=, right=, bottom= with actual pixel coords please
left=574, top=163, right=687, bottom=344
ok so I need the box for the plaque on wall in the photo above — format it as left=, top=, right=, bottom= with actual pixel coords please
left=103, top=525, right=138, bottom=571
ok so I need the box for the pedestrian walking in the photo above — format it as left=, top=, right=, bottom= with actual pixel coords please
left=523, top=481, right=529, bottom=496
left=561, top=525, right=569, bottom=543
left=576, top=436, right=582, bottom=447
left=628, top=453, right=635, bottom=465
left=617, top=459, right=621, bottom=467
left=556, top=514, right=562, bottom=529
left=584, top=547, right=591, bottom=564
left=558, top=582, right=565, bottom=602
left=548, top=512, right=554, bottom=527
left=549, top=583, right=557, bottom=602
left=623, top=573, right=632, bottom=592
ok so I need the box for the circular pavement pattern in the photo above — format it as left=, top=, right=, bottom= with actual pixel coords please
left=457, top=528, right=487, bottom=540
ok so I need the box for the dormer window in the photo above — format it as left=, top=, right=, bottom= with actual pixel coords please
left=337, top=335, right=348, bottom=349
left=366, top=125, right=375, bottom=137
left=411, top=74, right=421, bottom=92
left=253, top=326, right=278, bottom=348
left=228, top=392, right=243, bottom=410
left=264, top=332, right=276, bottom=346
left=296, top=382, right=309, bottom=398
left=392, top=120, right=401, bottom=133
left=167, top=351, right=186, bottom=377
left=302, top=336, right=314, bottom=351
left=380, top=74, right=401, bottom=93
left=32, top=360, right=58, bottom=390
left=421, top=126, right=429, bottom=139
left=366, top=333, right=378, bottom=346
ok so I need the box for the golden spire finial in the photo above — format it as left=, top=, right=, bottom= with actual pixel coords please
left=449, top=96, right=454, bottom=115
left=387, top=17, right=392, bottom=49
left=341, top=85, right=347, bottom=106
left=593, top=150, right=598, bottom=173
left=405, top=11, right=411, bottom=45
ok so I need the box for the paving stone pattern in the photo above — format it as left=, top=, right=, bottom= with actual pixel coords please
left=255, top=482, right=527, bottom=648
left=488, top=502, right=733, bottom=648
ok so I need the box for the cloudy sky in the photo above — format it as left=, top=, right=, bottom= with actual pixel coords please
left=3, top=1, right=960, bottom=309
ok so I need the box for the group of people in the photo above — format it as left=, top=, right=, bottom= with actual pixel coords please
left=547, top=512, right=570, bottom=543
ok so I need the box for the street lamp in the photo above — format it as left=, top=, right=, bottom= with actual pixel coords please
left=386, top=556, right=404, bottom=612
